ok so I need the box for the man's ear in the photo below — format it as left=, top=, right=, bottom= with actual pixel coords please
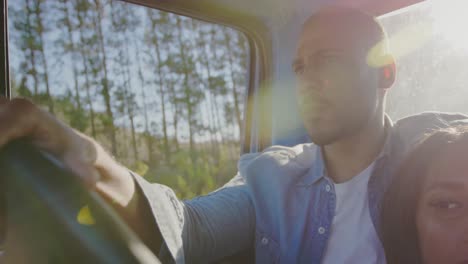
left=378, top=55, right=396, bottom=89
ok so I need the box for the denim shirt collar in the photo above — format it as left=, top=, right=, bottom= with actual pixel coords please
left=296, top=115, right=394, bottom=187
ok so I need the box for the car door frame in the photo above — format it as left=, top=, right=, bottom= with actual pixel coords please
left=1, top=0, right=9, bottom=98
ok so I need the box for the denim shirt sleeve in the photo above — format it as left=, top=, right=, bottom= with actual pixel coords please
left=132, top=171, right=254, bottom=264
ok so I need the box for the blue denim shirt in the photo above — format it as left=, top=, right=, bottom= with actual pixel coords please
left=134, top=112, right=468, bottom=264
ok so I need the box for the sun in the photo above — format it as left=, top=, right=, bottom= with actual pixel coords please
left=430, top=0, right=468, bottom=51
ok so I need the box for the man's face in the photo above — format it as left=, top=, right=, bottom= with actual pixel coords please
left=293, top=15, right=380, bottom=146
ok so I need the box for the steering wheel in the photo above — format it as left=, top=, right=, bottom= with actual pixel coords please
left=0, top=140, right=161, bottom=264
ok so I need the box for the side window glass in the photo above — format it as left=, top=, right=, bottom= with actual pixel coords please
left=379, top=1, right=468, bottom=119
left=8, top=0, right=249, bottom=199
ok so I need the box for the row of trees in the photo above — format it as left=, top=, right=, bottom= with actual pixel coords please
left=9, top=0, right=249, bottom=198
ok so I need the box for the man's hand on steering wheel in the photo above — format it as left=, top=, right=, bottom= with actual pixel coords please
left=0, top=97, right=139, bottom=221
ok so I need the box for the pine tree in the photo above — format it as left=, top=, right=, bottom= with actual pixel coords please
left=110, top=1, right=140, bottom=162
left=174, top=16, right=205, bottom=167
left=75, top=0, right=97, bottom=137
left=146, top=10, right=172, bottom=163
left=55, top=0, right=87, bottom=131
left=32, top=0, right=54, bottom=113
left=92, top=0, right=117, bottom=155
left=13, top=0, right=40, bottom=99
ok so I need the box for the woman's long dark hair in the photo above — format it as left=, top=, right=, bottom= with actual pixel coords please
left=381, top=125, right=468, bottom=264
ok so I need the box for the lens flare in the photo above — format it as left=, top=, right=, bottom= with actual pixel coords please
left=367, top=22, right=432, bottom=67
left=77, top=205, right=95, bottom=226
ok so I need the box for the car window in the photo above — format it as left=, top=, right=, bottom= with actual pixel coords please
left=8, top=0, right=249, bottom=199
left=379, top=0, right=468, bottom=120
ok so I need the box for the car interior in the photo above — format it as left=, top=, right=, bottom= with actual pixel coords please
left=2, top=0, right=468, bottom=262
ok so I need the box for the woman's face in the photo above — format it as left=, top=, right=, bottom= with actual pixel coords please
left=416, top=144, right=468, bottom=264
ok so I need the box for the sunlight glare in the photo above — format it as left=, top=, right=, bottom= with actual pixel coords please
left=430, top=0, right=468, bottom=52
left=370, top=0, right=468, bottom=67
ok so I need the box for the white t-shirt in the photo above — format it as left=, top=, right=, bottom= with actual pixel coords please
left=321, top=161, right=386, bottom=264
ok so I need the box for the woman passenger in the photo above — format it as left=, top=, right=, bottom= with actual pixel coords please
left=381, top=125, right=468, bottom=264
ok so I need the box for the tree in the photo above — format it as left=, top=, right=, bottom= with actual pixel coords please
left=32, top=0, right=54, bottom=113
left=12, top=0, right=40, bottom=99
left=110, top=1, right=140, bottom=163
left=135, top=28, right=155, bottom=164
left=146, top=10, right=172, bottom=164
left=173, top=15, right=205, bottom=168
left=91, top=0, right=118, bottom=155
left=55, top=0, right=87, bottom=131
left=222, top=28, right=244, bottom=138
left=74, top=0, right=97, bottom=137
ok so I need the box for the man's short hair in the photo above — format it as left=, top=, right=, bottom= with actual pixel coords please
left=302, top=6, right=391, bottom=67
